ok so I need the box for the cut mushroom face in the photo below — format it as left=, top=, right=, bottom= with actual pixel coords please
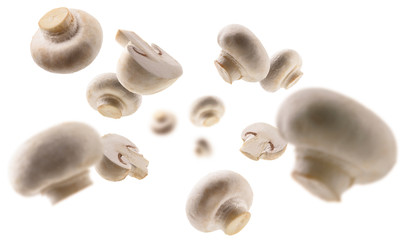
left=116, top=29, right=183, bottom=95
left=31, top=7, right=103, bottom=73
left=151, top=110, right=176, bottom=135
left=195, top=138, right=212, bottom=157
left=86, top=73, right=142, bottom=119
left=260, top=49, right=303, bottom=92
left=240, top=122, right=287, bottom=161
left=96, top=134, right=149, bottom=181
left=186, top=170, right=253, bottom=235
left=215, top=24, right=269, bottom=84
left=9, top=122, right=103, bottom=204
left=277, top=88, right=397, bottom=201
left=190, top=96, right=225, bottom=127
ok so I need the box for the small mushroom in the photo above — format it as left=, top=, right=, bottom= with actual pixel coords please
left=240, top=122, right=287, bottom=161
left=260, top=49, right=303, bottom=92
left=9, top=122, right=103, bottom=204
left=86, top=73, right=142, bottom=119
left=215, top=24, right=269, bottom=84
left=276, top=88, right=397, bottom=201
left=30, top=7, right=103, bottom=73
left=95, top=134, right=149, bottom=181
left=116, top=29, right=183, bottom=95
left=195, top=138, right=212, bottom=157
left=190, top=96, right=225, bottom=127
left=151, top=110, right=176, bottom=135
left=186, top=170, right=253, bottom=235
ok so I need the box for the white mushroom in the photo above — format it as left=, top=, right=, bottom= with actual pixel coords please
left=86, top=73, right=142, bottom=119
left=195, top=138, right=212, bottom=157
left=95, top=134, right=149, bottom=181
left=116, top=29, right=183, bottom=95
left=240, top=122, right=287, bottom=161
left=151, top=110, right=176, bottom=135
left=276, top=88, right=397, bottom=201
left=186, top=170, right=253, bottom=235
left=9, top=122, right=103, bottom=204
left=260, top=49, right=303, bottom=92
left=215, top=24, right=269, bottom=84
left=30, top=7, right=103, bottom=73
left=190, top=96, right=225, bottom=127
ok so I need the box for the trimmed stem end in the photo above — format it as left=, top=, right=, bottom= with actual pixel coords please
left=215, top=53, right=242, bottom=84
left=38, top=7, right=74, bottom=34
left=218, top=201, right=251, bottom=235
left=97, top=96, right=124, bottom=119
left=282, top=69, right=303, bottom=89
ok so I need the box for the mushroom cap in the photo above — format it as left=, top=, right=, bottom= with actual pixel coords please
left=276, top=88, right=397, bottom=183
left=116, top=30, right=183, bottom=95
left=31, top=8, right=103, bottom=74
left=190, top=96, right=225, bottom=127
left=86, top=73, right=142, bottom=118
left=216, top=24, right=269, bottom=82
left=96, top=133, right=149, bottom=181
left=260, top=49, right=303, bottom=92
left=240, top=122, right=287, bottom=160
left=9, top=122, right=103, bottom=196
left=186, top=170, right=253, bottom=233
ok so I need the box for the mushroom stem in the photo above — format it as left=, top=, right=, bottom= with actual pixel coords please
left=216, top=199, right=251, bottom=235
left=240, top=134, right=268, bottom=160
left=215, top=52, right=242, bottom=84
left=38, top=7, right=78, bottom=42
left=42, top=171, right=92, bottom=204
left=96, top=95, right=124, bottom=119
left=292, top=149, right=354, bottom=202
left=199, top=111, right=220, bottom=127
left=282, top=68, right=303, bottom=89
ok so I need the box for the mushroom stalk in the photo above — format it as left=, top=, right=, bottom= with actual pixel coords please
left=292, top=148, right=354, bottom=202
left=42, top=171, right=92, bottom=204
left=216, top=199, right=251, bottom=235
left=215, top=53, right=242, bottom=84
left=39, top=7, right=78, bottom=42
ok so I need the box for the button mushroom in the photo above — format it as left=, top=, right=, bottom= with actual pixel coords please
left=195, top=138, right=212, bottom=157
left=190, top=96, right=225, bottom=127
left=276, top=88, right=397, bottom=201
left=260, top=49, right=303, bottom=92
left=95, top=134, right=149, bottom=181
left=215, top=24, right=269, bottom=84
left=151, top=110, right=176, bottom=135
left=9, top=122, right=103, bottom=204
left=86, top=73, right=142, bottom=119
left=240, top=122, right=287, bottom=161
left=30, top=7, right=103, bottom=73
left=115, top=29, right=183, bottom=95
left=186, top=170, right=253, bottom=235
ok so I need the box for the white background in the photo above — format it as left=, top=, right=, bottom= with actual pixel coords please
left=1, top=0, right=406, bottom=239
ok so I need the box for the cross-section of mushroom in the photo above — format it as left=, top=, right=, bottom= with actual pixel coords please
left=96, top=134, right=149, bottom=181
left=240, top=122, right=287, bottom=161
left=116, top=29, right=183, bottom=95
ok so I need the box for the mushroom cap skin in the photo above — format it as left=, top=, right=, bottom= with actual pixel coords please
left=215, top=24, right=269, bottom=84
left=260, top=49, right=303, bottom=92
left=30, top=7, right=103, bottom=74
left=151, top=110, right=177, bottom=135
left=190, top=96, right=225, bottom=127
left=9, top=122, right=103, bottom=204
left=186, top=170, right=253, bottom=235
left=276, top=88, right=397, bottom=201
left=95, top=134, right=149, bottom=181
left=86, top=73, right=142, bottom=119
left=240, top=122, right=287, bottom=161
left=116, top=30, right=183, bottom=95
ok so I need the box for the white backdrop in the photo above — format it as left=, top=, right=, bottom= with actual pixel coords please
left=1, top=0, right=406, bottom=239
